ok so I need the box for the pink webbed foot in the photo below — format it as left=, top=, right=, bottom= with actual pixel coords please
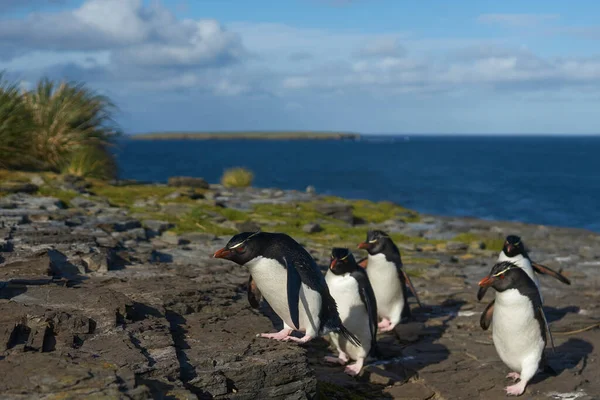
left=344, top=358, right=364, bottom=377
left=378, top=318, right=396, bottom=332
left=505, top=382, right=526, bottom=396
left=506, top=372, right=520, bottom=382
left=258, top=328, right=292, bottom=341
left=378, top=318, right=394, bottom=332
left=283, top=335, right=313, bottom=344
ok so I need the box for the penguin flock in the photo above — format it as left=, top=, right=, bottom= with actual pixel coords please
left=214, top=230, right=571, bottom=396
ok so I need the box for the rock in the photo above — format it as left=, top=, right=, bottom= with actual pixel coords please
left=0, top=182, right=38, bottom=194
left=29, top=175, right=45, bottom=186
left=383, top=382, right=436, bottom=399
left=363, top=363, right=408, bottom=385
left=446, top=241, right=469, bottom=252
left=165, top=191, right=182, bottom=200
left=303, top=223, right=322, bottom=233
left=160, top=231, right=183, bottom=245
left=70, top=196, right=109, bottom=209
left=533, top=225, right=551, bottom=239
left=167, top=176, right=210, bottom=189
left=82, top=251, right=110, bottom=273
left=579, top=246, right=600, bottom=259
left=178, top=232, right=217, bottom=243
left=143, top=220, right=174, bottom=236
left=469, top=241, right=486, bottom=251
left=314, top=203, right=355, bottom=224
left=60, top=174, right=91, bottom=192
left=306, top=185, right=316, bottom=194
left=235, top=221, right=261, bottom=232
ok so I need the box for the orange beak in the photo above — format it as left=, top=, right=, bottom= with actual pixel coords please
left=357, top=242, right=370, bottom=250
left=213, top=248, right=232, bottom=259
left=329, top=259, right=337, bottom=270
left=478, top=276, right=495, bottom=288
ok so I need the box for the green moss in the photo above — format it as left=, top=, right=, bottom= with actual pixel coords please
left=351, top=199, right=421, bottom=223
left=90, top=183, right=180, bottom=207
left=452, top=233, right=504, bottom=252
left=37, top=186, right=79, bottom=206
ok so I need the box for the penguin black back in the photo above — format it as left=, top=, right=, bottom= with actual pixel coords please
left=216, top=231, right=361, bottom=346
left=479, top=261, right=553, bottom=349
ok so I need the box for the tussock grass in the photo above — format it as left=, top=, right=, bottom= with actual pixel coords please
left=0, top=73, right=120, bottom=180
left=221, top=167, right=254, bottom=188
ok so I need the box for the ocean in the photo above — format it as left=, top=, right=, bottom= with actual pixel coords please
left=115, top=135, right=600, bottom=233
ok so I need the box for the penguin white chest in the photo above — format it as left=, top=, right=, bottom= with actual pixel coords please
left=492, top=289, right=545, bottom=373
left=325, top=272, right=371, bottom=359
left=246, top=256, right=321, bottom=336
left=366, top=254, right=403, bottom=320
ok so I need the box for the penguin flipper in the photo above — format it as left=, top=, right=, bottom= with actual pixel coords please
left=247, top=275, right=262, bottom=309
left=401, top=269, right=422, bottom=308
left=531, top=262, right=571, bottom=285
left=283, top=256, right=302, bottom=330
left=537, top=304, right=555, bottom=352
left=351, top=269, right=378, bottom=353
left=480, top=299, right=494, bottom=330
left=477, top=286, right=489, bottom=301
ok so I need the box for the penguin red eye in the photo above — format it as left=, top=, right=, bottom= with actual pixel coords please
left=499, top=274, right=505, bottom=279
left=235, top=246, right=245, bottom=253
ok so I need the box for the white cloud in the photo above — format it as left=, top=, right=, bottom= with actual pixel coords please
left=0, top=0, right=244, bottom=69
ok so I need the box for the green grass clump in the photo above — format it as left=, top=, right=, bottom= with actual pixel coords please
left=61, top=144, right=117, bottom=180
left=91, top=183, right=179, bottom=207
left=0, top=73, right=120, bottom=180
left=37, top=186, right=79, bottom=206
left=221, top=167, right=254, bottom=188
left=452, top=233, right=504, bottom=252
left=351, top=199, right=421, bottom=223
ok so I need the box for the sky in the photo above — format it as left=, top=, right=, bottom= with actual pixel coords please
left=1, top=0, right=599, bottom=134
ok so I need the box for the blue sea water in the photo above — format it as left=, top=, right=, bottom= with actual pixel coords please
left=115, top=136, right=600, bottom=233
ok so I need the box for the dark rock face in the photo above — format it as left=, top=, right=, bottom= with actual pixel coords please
left=313, top=203, right=360, bottom=225
left=0, top=193, right=318, bottom=399
left=168, top=177, right=210, bottom=189
left=0, top=182, right=39, bottom=194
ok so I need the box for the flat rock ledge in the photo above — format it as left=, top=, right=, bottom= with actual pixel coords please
left=1, top=188, right=600, bottom=400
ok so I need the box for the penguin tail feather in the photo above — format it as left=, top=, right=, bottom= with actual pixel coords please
left=335, top=323, right=361, bottom=347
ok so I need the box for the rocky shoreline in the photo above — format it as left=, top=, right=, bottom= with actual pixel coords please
left=0, top=172, right=599, bottom=399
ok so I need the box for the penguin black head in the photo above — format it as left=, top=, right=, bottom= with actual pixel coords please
left=213, top=231, right=264, bottom=265
left=329, top=248, right=359, bottom=275
left=357, top=230, right=394, bottom=255
left=503, top=235, right=525, bottom=257
left=478, top=261, right=528, bottom=292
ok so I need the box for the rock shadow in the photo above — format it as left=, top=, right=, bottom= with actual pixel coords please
left=543, top=305, right=580, bottom=323
left=164, top=310, right=212, bottom=399
left=531, top=337, right=594, bottom=384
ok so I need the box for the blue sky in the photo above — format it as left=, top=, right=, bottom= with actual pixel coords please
left=1, top=0, right=599, bottom=134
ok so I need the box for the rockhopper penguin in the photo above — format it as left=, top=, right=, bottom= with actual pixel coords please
left=479, top=261, right=555, bottom=397
left=213, top=231, right=360, bottom=346
left=357, top=230, right=422, bottom=332
left=324, top=248, right=379, bottom=376
left=478, top=235, right=571, bottom=330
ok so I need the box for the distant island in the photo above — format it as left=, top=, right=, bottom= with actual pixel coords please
left=129, top=131, right=361, bottom=141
